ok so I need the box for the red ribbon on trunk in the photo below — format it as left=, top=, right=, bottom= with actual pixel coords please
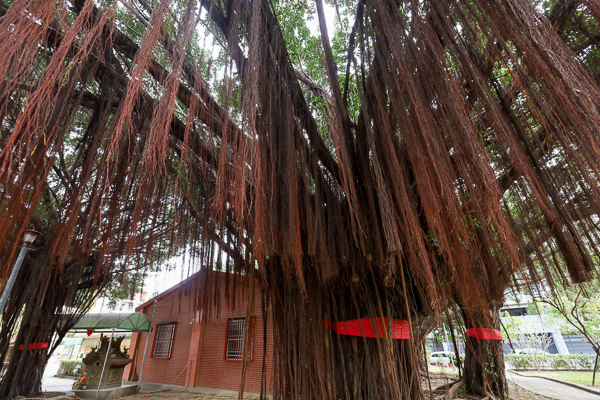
left=323, top=317, right=412, bottom=339
left=18, top=342, right=49, bottom=350
left=466, top=328, right=504, bottom=342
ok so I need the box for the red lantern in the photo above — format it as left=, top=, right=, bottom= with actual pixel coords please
left=86, top=329, right=94, bottom=336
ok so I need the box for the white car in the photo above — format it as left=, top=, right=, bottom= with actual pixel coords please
left=428, top=351, right=452, bottom=366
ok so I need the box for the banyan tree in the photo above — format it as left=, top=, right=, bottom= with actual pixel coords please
left=2, top=0, right=600, bottom=399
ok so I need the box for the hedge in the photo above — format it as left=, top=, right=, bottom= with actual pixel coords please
left=57, top=360, right=85, bottom=376
left=505, top=354, right=598, bottom=371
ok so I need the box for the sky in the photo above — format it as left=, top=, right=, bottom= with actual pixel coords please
left=143, top=254, right=188, bottom=298
left=307, top=2, right=338, bottom=41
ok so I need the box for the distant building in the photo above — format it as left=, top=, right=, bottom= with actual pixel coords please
left=90, top=291, right=149, bottom=314
left=500, top=295, right=595, bottom=355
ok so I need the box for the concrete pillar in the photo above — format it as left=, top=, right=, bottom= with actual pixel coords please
left=123, top=332, right=140, bottom=380
left=552, top=331, right=570, bottom=354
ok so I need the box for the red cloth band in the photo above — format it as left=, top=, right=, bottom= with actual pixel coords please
left=323, top=317, right=412, bottom=339
left=466, top=328, right=504, bottom=342
left=18, top=342, right=49, bottom=350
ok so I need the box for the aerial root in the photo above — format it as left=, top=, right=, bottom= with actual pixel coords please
left=446, top=377, right=466, bottom=399
left=433, top=377, right=461, bottom=392
left=480, top=391, right=497, bottom=400
left=430, top=377, right=467, bottom=399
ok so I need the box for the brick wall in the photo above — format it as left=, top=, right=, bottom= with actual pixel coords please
left=125, top=274, right=273, bottom=395
left=129, top=289, right=195, bottom=387
left=195, top=280, right=273, bottom=394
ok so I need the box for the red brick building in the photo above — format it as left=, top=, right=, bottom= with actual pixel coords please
left=124, top=273, right=273, bottom=395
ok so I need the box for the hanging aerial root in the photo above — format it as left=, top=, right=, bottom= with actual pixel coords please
left=432, top=376, right=466, bottom=400
left=447, top=377, right=467, bottom=399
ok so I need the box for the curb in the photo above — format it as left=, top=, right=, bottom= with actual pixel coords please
left=53, top=374, right=77, bottom=379
left=509, top=370, right=600, bottom=396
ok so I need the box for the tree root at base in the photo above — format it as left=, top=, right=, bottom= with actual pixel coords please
left=429, top=377, right=466, bottom=399
left=433, top=377, right=462, bottom=392
left=480, top=391, right=497, bottom=400
left=446, top=377, right=466, bottom=399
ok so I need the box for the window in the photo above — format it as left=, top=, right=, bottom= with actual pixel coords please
left=152, top=323, right=175, bottom=359
left=501, top=306, right=528, bottom=316
left=225, top=317, right=252, bottom=360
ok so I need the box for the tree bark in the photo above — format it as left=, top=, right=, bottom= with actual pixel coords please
left=0, top=253, right=105, bottom=399
left=460, top=302, right=508, bottom=399
left=0, top=262, right=58, bottom=398
left=267, top=259, right=427, bottom=400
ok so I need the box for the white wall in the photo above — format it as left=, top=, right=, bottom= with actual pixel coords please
left=500, top=314, right=570, bottom=354
left=90, top=297, right=144, bottom=314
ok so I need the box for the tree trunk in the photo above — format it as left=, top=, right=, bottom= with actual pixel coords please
left=267, top=260, right=427, bottom=400
left=0, top=262, right=57, bottom=398
left=0, top=323, right=54, bottom=398
left=461, top=302, right=508, bottom=399
left=0, top=253, right=105, bottom=399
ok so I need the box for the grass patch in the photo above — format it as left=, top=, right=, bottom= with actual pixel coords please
left=520, top=370, right=599, bottom=387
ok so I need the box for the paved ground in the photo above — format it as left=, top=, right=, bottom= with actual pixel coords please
left=41, top=358, right=75, bottom=394
left=41, top=375, right=76, bottom=394
left=507, top=370, right=600, bottom=400
left=38, top=361, right=599, bottom=400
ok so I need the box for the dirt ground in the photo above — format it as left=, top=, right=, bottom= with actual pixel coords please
left=114, top=373, right=553, bottom=400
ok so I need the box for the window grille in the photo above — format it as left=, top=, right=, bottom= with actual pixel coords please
left=152, top=323, right=175, bottom=359
left=225, top=318, right=251, bottom=360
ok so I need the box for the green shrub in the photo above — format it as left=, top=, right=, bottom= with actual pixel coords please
left=505, top=354, right=532, bottom=370
left=569, top=354, right=595, bottom=370
left=58, top=360, right=85, bottom=376
left=505, top=354, right=596, bottom=371
left=548, top=355, right=570, bottom=370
